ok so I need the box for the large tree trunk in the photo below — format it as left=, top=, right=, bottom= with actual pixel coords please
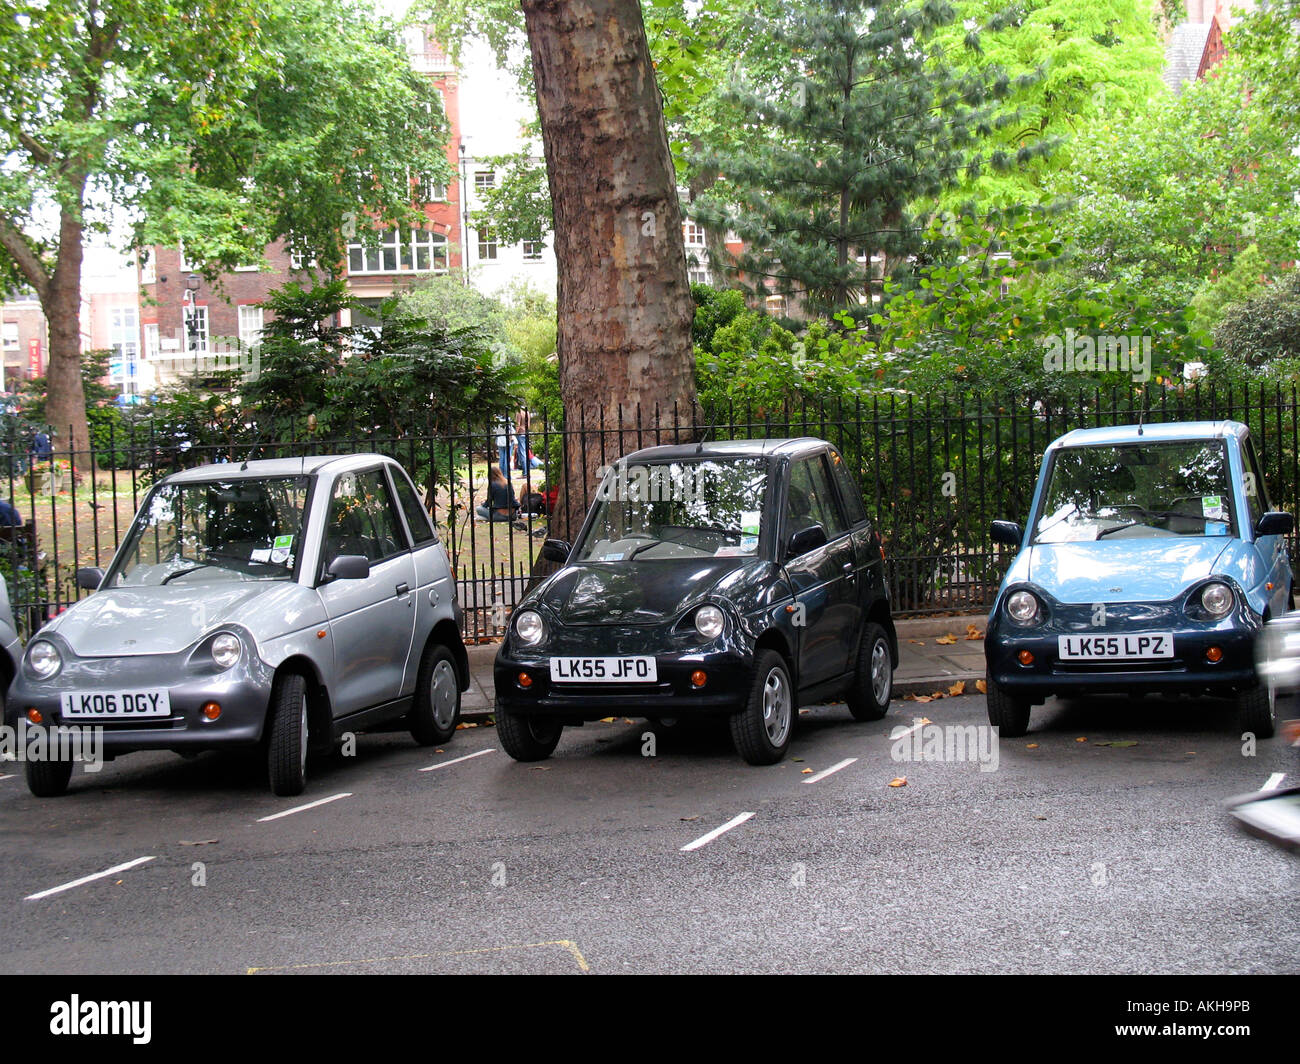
left=520, top=0, right=698, bottom=546
left=44, top=205, right=90, bottom=463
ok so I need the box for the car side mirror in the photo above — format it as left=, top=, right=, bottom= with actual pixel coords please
left=325, top=555, right=370, bottom=581
left=76, top=567, right=103, bottom=591
left=540, top=539, right=570, bottom=564
left=786, top=524, right=828, bottom=559
left=991, top=520, right=1024, bottom=547
left=1255, top=511, right=1294, bottom=537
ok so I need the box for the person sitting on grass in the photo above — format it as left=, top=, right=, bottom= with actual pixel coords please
left=475, top=465, right=525, bottom=529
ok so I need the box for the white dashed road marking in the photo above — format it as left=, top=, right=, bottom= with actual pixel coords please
left=419, top=748, right=495, bottom=772
left=1262, top=772, right=1286, bottom=791
left=681, top=811, right=755, bottom=852
left=802, top=757, right=857, bottom=784
left=26, top=856, right=156, bottom=901
left=256, top=792, right=353, bottom=822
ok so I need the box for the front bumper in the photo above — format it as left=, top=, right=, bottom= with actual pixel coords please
left=986, top=597, right=1262, bottom=702
left=495, top=629, right=754, bottom=721
left=5, top=645, right=276, bottom=755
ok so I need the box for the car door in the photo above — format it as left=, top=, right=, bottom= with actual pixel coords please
left=1242, top=436, right=1290, bottom=615
left=782, top=452, right=861, bottom=688
left=316, top=468, right=417, bottom=716
left=387, top=463, right=455, bottom=693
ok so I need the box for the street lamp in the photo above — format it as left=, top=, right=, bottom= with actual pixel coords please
left=184, top=272, right=201, bottom=355
left=458, top=142, right=470, bottom=287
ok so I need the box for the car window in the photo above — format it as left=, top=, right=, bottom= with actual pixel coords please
left=787, top=455, right=848, bottom=541
left=390, top=466, right=437, bottom=546
left=324, top=469, right=408, bottom=566
left=1242, top=437, right=1271, bottom=528
left=827, top=448, right=867, bottom=525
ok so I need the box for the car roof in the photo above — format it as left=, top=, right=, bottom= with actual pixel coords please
left=159, top=453, right=402, bottom=484
left=620, top=437, right=832, bottom=463
left=1047, top=420, right=1249, bottom=452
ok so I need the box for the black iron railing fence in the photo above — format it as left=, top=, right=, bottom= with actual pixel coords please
left=2, top=382, right=1296, bottom=640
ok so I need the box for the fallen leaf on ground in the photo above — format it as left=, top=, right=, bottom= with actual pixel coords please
left=888, top=777, right=907, bottom=787
left=965, top=625, right=983, bottom=640
left=929, top=691, right=945, bottom=699
left=919, top=717, right=933, bottom=726
left=799, top=708, right=811, bottom=714
left=976, top=679, right=988, bottom=694
left=801, top=768, right=813, bottom=774
left=531, top=765, right=550, bottom=771
left=1034, top=815, right=1048, bottom=821
left=1026, top=743, right=1039, bottom=749
left=1075, top=736, right=1088, bottom=743
left=456, top=722, right=477, bottom=730
left=434, top=748, right=444, bottom=754
left=936, top=634, right=957, bottom=645
left=623, top=718, right=635, bottom=724
left=948, top=681, right=966, bottom=696
left=680, top=815, right=700, bottom=822
left=1094, top=740, right=1139, bottom=748
left=913, top=695, right=932, bottom=703
left=179, top=839, right=218, bottom=846
left=908, top=639, right=926, bottom=645
left=598, top=717, right=616, bottom=723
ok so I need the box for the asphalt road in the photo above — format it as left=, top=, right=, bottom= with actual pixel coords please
left=0, top=691, right=1296, bottom=975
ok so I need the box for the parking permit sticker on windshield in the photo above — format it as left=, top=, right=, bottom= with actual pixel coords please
left=1204, top=521, right=1228, bottom=536
left=1201, top=496, right=1225, bottom=520
left=271, top=534, right=293, bottom=564
left=740, top=511, right=761, bottom=535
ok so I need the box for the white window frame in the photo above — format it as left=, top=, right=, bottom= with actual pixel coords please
left=347, top=229, right=448, bottom=276
left=522, top=239, right=544, bottom=261
left=238, top=305, right=264, bottom=348
left=138, top=248, right=155, bottom=285
left=183, top=304, right=210, bottom=354
left=476, top=229, right=498, bottom=262
left=474, top=170, right=496, bottom=193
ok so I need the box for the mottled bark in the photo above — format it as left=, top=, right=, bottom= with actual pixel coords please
left=44, top=204, right=91, bottom=461
left=520, top=0, right=698, bottom=546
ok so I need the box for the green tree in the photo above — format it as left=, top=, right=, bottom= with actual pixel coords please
left=1212, top=272, right=1300, bottom=379
left=693, top=0, right=1048, bottom=315
left=0, top=0, right=451, bottom=458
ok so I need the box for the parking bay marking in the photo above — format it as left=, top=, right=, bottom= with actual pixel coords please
left=681, top=811, right=756, bottom=852
left=256, top=792, right=353, bottom=823
left=26, top=855, right=156, bottom=901
left=1262, top=772, right=1286, bottom=791
left=0, top=774, right=13, bottom=782
left=419, top=748, right=495, bottom=773
left=802, top=757, right=857, bottom=784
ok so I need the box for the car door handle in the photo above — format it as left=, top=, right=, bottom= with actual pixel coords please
left=842, top=562, right=854, bottom=573
left=396, top=582, right=410, bottom=596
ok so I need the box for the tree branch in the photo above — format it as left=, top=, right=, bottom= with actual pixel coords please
left=0, top=216, right=51, bottom=302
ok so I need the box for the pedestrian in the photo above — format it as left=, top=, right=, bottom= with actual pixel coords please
left=29, top=429, right=51, bottom=463
left=514, top=406, right=542, bottom=474
left=0, top=497, right=22, bottom=526
left=493, top=414, right=515, bottom=477
left=475, top=464, right=523, bottom=527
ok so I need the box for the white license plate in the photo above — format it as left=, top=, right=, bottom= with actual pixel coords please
left=1057, top=633, right=1175, bottom=661
left=549, top=657, right=658, bottom=683
left=60, top=689, right=172, bottom=720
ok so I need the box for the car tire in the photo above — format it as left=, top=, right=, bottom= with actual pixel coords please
left=25, top=757, right=73, bottom=798
left=730, top=650, right=795, bottom=765
left=986, top=674, right=1032, bottom=737
left=497, top=705, right=562, bottom=761
left=267, top=672, right=309, bottom=797
left=410, top=644, right=461, bottom=746
left=846, top=622, right=892, bottom=721
left=1235, top=681, right=1277, bottom=740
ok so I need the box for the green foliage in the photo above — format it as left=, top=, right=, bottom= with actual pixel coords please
left=692, top=0, right=1050, bottom=314
left=468, top=150, right=553, bottom=246
left=690, top=283, right=747, bottom=353
left=1189, top=245, right=1276, bottom=330
left=1211, top=272, right=1300, bottom=379
left=1229, top=0, right=1300, bottom=133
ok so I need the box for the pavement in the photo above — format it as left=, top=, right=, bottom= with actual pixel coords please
left=460, top=611, right=988, bottom=717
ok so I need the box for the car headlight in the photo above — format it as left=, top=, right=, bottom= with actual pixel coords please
left=1006, top=590, right=1042, bottom=627
left=27, top=639, right=61, bottom=679
left=694, top=604, right=725, bottom=639
left=211, top=632, right=242, bottom=670
left=515, top=609, right=545, bottom=646
left=1200, top=581, right=1234, bottom=618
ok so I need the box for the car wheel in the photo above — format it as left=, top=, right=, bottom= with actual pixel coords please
left=496, top=705, right=562, bottom=761
left=986, top=673, right=1032, bottom=738
left=730, top=650, right=795, bottom=765
left=1235, top=681, right=1277, bottom=740
left=846, top=622, right=892, bottom=721
left=267, top=672, right=309, bottom=797
left=25, top=757, right=73, bottom=798
left=410, top=644, right=461, bottom=746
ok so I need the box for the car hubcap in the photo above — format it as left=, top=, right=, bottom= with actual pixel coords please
left=870, top=639, right=891, bottom=703
left=298, top=697, right=308, bottom=775
left=431, top=660, right=458, bottom=729
left=762, top=667, right=791, bottom=746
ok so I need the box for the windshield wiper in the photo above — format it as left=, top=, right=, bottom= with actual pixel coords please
left=161, top=564, right=213, bottom=585
left=626, top=539, right=662, bottom=560
left=1095, top=522, right=1140, bottom=540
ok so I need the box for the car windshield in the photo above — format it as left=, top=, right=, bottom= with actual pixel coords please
left=107, top=476, right=311, bottom=586
left=1033, top=440, right=1235, bottom=543
left=574, top=458, right=768, bottom=561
